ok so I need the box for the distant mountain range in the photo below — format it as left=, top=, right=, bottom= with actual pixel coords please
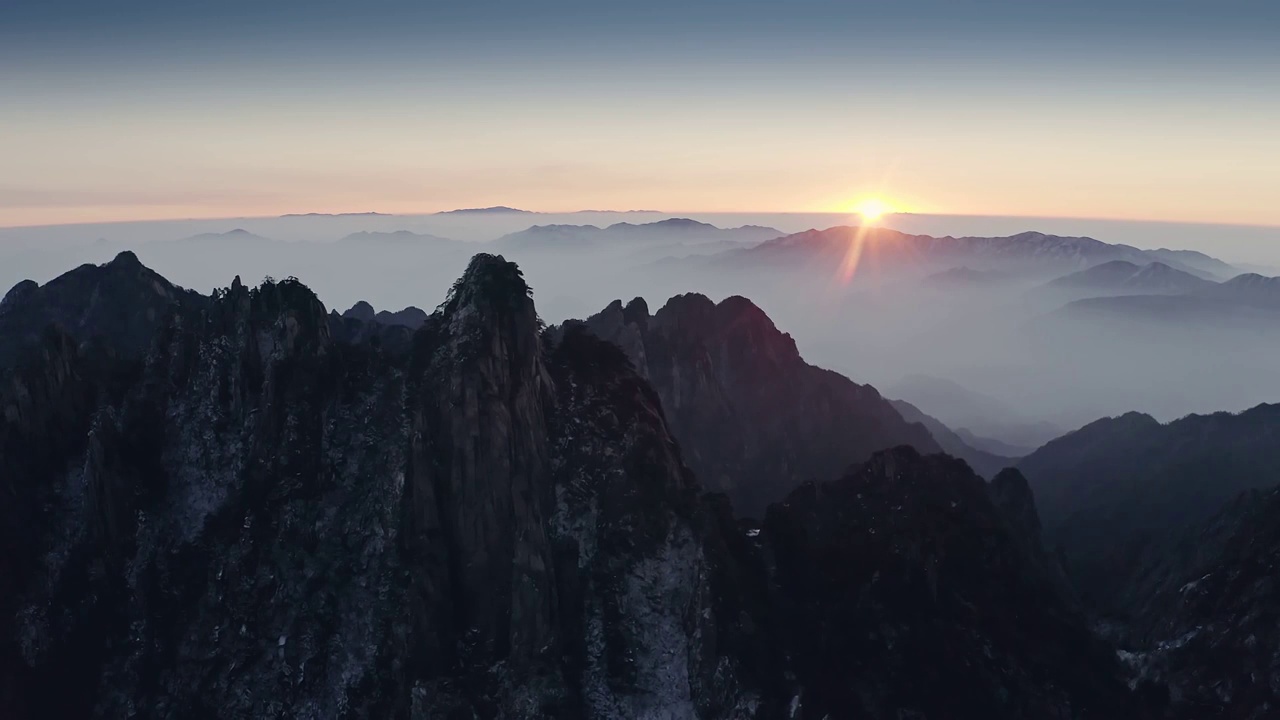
left=707, top=227, right=1234, bottom=279
left=336, top=230, right=458, bottom=246
left=888, top=374, right=1064, bottom=450
left=924, top=266, right=1018, bottom=287
left=435, top=205, right=535, bottom=215
left=279, top=212, right=390, bottom=218
left=889, top=398, right=1019, bottom=478
left=175, top=228, right=277, bottom=246
left=1050, top=271, right=1280, bottom=325
left=493, top=217, right=782, bottom=253
left=1046, top=260, right=1213, bottom=295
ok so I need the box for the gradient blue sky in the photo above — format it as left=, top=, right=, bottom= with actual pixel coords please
left=3, top=0, right=1278, bottom=226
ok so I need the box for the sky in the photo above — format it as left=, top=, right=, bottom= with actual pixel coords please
left=3, top=0, right=1279, bottom=227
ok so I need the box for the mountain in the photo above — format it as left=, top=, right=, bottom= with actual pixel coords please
left=493, top=218, right=782, bottom=253
left=436, top=205, right=535, bottom=215
left=280, top=212, right=390, bottom=218
left=0, top=251, right=1145, bottom=717
left=890, top=398, right=1018, bottom=478
left=1146, top=247, right=1237, bottom=279
left=716, top=227, right=1228, bottom=279
left=924, top=266, right=1017, bottom=287
left=889, top=374, right=1063, bottom=450
left=1045, top=261, right=1214, bottom=295
left=0, top=250, right=204, bottom=369
left=746, top=447, right=1134, bottom=719
left=1197, top=272, right=1280, bottom=308
left=955, top=427, right=1037, bottom=458
left=576, top=294, right=940, bottom=516
left=174, top=228, right=276, bottom=246
left=1016, top=404, right=1280, bottom=609
left=340, top=300, right=428, bottom=329
left=0, top=254, right=742, bottom=717
left=336, top=230, right=457, bottom=246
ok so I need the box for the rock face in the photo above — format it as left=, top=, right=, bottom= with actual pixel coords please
left=1112, top=487, right=1280, bottom=719
left=2, top=251, right=1146, bottom=718
left=0, top=255, right=741, bottom=718
left=580, top=294, right=940, bottom=516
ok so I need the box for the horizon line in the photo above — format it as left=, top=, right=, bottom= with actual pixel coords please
left=2, top=209, right=1279, bottom=233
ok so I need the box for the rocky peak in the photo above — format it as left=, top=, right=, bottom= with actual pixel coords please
left=621, top=296, right=649, bottom=326
left=0, top=279, right=38, bottom=312
left=989, top=467, right=1042, bottom=541
left=108, top=249, right=143, bottom=269
left=581, top=292, right=939, bottom=516
left=0, top=251, right=205, bottom=370
left=342, top=300, right=376, bottom=322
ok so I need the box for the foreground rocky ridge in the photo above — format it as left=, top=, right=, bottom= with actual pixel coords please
left=0, top=251, right=1224, bottom=718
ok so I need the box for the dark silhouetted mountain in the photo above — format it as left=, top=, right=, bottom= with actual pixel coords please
left=0, top=254, right=755, bottom=717
left=1045, top=261, right=1213, bottom=295
left=342, top=299, right=377, bottom=322
left=336, top=230, right=458, bottom=246
left=0, top=250, right=204, bottom=369
left=890, top=398, right=1018, bottom=477
left=577, top=294, right=940, bottom=516
left=715, top=227, right=1229, bottom=279
left=1, top=252, right=1162, bottom=718
left=1113, top=487, right=1280, bottom=718
left=889, top=374, right=1063, bottom=450
left=375, top=306, right=427, bottom=329
left=341, top=301, right=428, bottom=330
left=493, top=219, right=782, bottom=253
left=751, top=447, right=1134, bottom=719
left=1017, top=404, right=1280, bottom=610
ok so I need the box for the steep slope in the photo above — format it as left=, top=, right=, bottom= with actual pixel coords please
left=0, top=250, right=205, bottom=369
left=1116, top=487, right=1280, bottom=718
left=890, top=398, right=1019, bottom=478
left=579, top=294, right=940, bottom=516
left=1017, top=405, right=1280, bottom=609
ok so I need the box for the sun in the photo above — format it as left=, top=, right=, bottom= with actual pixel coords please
left=850, top=197, right=894, bottom=222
